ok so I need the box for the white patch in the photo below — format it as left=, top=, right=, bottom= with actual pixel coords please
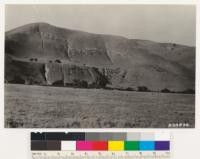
left=45, top=64, right=51, bottom=85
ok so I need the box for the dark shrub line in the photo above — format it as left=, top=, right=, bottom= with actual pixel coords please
left=5, top=79, right=194, bottom=94
left=29, top=58, right=38, bottom=62
left=105, top=86, right=194, bottom=94
left=29, top=58, right=63, bottom=64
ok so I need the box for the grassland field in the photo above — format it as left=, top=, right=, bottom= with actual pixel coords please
left=4, top=84, right=195, bottom=128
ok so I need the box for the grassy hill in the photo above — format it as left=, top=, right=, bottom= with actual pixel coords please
left=5, top=23, right=195, bottom=92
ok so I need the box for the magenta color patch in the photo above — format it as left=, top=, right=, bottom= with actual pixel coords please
left=76, top=141, right=93, bottom=150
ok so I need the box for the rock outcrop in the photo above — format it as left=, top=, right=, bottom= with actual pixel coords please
left=5, top=23, right=195, bottom=92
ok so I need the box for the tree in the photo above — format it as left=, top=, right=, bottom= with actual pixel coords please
left=173, top=43, right=177, bottom=47
left=55, top=59, right=62, bottom=63
left=161, top=88, right=171, bottom=93
left=181, top=89, right=195, bottom=94
left=137, top=86, right=149, bottom=92
left=52, top=80, right=63, bottom=86
left=10, top=76, right=25, bottom=84
left=80, top=80, right=88, bottom=88
left=126, top=87, right=134, bottom=91
left=98, top=76, right=109, bottom=88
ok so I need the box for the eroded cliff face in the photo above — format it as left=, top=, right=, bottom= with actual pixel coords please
left=44, top=63, right=110, bottom=88
left=5, top=23, right=195, bottom=92
left=5, top=55, right=46, bottom=85
left=5, top=55, right=110, bottom=88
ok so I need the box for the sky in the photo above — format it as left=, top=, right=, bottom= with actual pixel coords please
left=5, top=5, right=196, bottom=46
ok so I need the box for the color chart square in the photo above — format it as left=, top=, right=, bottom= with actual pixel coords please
left=125, top=141, right=139, bottom=150
left=61, top=141, right=76, bottom=151
left=155, top=141, right=170, bottom=150
left=92, top=141, right=108, bottom=151
left=139, top=141, right=155, bottom=151
left=76, top=141, right=93, bottom=151
left=108, top=141, right=124, bottom=151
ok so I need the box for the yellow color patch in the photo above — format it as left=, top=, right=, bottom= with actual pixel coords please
left=108, top=141, right=124, bottom=151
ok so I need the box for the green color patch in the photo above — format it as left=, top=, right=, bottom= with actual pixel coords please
left=124, top=141, right=139, bottom=150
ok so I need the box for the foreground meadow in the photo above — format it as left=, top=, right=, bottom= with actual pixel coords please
left=4, top=84, right=195, bottom=128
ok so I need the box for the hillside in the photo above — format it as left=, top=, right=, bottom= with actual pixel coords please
left=5, top=23, right=195, bottom=92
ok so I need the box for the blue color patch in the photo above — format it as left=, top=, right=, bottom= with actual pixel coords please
left=139, top=141, right=155, bottom=151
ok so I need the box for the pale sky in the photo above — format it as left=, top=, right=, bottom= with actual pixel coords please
left=5, top=5, right=196, bottom=46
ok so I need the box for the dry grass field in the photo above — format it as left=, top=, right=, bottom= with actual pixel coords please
left=4, top=84, right=195, bottom=128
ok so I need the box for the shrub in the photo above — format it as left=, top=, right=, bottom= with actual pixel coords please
left=98, top=76, right=109, bottom=88
left=73, top=79, right=80, bottom=86
left=104, top=87, right=114, bottom=90
left=80, top=80, right=88, bottom=88
left=73, top=79, right=88, bottom=88
left=126, top=87, right=134, bottom=91
left=30, top=58, right=34, bottom=61
left=137, top=86, right=149, bottom=92
left=52, top=80, right=63, bottom=86
left=55, top=59, right=62, bottom=63
left=161, top=88, right=171, bottom=93
left=173, top=43, right=177, bottom=47
left=9, top=76, right=25, bottom=84
left=181, top=89, right=195, bottom=94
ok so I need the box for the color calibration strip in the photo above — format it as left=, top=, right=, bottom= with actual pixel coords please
left=31, top=132, right=170, bottom=151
